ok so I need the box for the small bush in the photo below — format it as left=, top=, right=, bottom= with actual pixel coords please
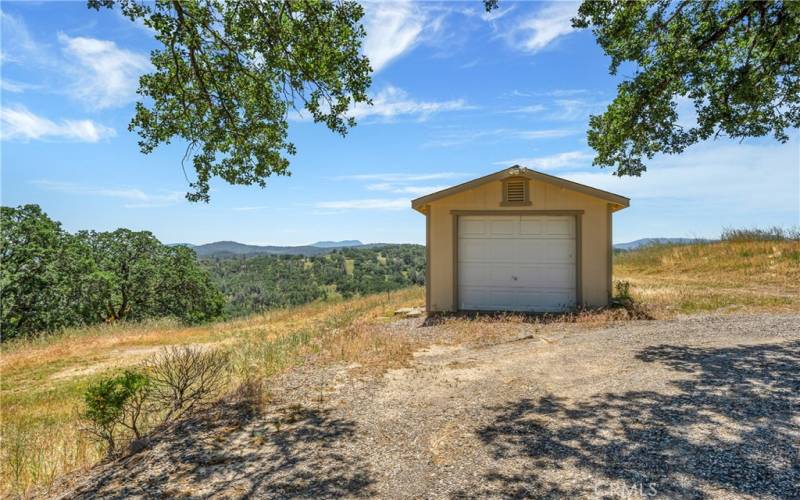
left=610, top=280, right=653, bottom=320
left=721, top=226, right=800, bottom=242
left=81, top=371, right=151, bottom=455
left=143, top=346, right=230, bottom=423
left=80, top=347, right=229, bottom=456
left=614, top=280, right=632, bottom=302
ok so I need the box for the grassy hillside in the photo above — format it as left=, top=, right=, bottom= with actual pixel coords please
left=615, top=240, right=800, bottom=314
left=0, top=288, right=424, bottom=496
left=3, top=239, right=798, bottom=496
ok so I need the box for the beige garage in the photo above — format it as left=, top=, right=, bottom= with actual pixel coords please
left=411, top=166, right=629, bottom=312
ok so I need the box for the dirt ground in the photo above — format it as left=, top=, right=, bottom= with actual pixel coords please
left=50, top=313, right=800, bottom=499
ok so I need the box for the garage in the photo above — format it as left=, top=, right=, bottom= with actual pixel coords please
left=458, top=214, right=577, bottom=312
left=411, top=166, right=629, bottom=312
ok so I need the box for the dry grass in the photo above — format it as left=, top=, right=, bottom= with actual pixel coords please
left=614, top=240, right=800, bottom=315
left=0, top=288, right=424, bottom=497
left=4, top=240, right=798, bottom=496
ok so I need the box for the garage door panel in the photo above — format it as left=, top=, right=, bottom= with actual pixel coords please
left=461, top=264, right=574, bottom=289
left=519, top=218, right=544, bottom=235
left=460, top=218, right=487, bottom=236
left=515, top=264, right=575, bottom=287
left=513, top=239, right=575, bottom=263
left=545, top=217, right=575, bottom=236
left=458, top=215, right=577, bottom=312
left=489, top=218, right=517, bottom=235
left=460, top=287, right=575, bottom=312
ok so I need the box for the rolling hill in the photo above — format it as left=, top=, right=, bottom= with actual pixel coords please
left=175, top=240, right=368, bottom=257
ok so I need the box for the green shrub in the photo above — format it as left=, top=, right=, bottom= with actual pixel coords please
left=80, top=347, right=229, bottom=455
left=614, top=280, right=632, bottom=302
left=81, top=371, right=151, bottom=454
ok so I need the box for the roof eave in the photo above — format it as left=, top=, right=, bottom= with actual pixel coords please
left=410, top=166, right=630, bottom=211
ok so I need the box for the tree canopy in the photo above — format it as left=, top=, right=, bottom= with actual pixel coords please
left=90, top=0, right=371, bottom=202
left=1, top=205, right=224, bottom=340
left=572, top=0, right=800, bottom=176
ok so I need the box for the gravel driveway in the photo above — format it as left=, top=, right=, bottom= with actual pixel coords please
left=54, top=313, right=800, bottom=499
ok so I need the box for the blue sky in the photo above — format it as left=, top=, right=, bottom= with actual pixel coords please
left=2, top=1, right=798, bottom=246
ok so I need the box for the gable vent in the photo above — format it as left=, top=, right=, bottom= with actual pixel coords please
left=506, top=180, right=525, bottom=202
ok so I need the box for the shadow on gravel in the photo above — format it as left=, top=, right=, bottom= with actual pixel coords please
left=461, top=340, right=800, bottom=499
left=69, top=399, right=374, bottom=498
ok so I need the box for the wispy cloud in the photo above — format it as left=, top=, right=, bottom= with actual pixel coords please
left=352, top=85, right=470, bottom=121
left=0, top=10, right=46, bottom=65
left=0, top=78, right=39, bottom=93
left=31, top=180, right=183, bottom=208
left=58, top=33, right=151, bottom=109
left=425, top=127, right=577, bottom=147
left=337, top=172, right=466, bottom=182
left=500, top=104, right=546, bottom=115
left=315, top=198, right=410, bottom=211
left=363, top=1, right=425, bottom=73
left=507, top=1, right=580, bottom=54
left=335, top=171, right=461, bottom=199
left=495, top=151, right=594, bottom=170
left=482, top=5, right=516, bottom=22
left=1, top=104, right=115, bottom=142
left=366, top=183, right=448, bottom=196
left=548, top=98, right=607, bottom=121
left=561, top=141, right=799, bottom=212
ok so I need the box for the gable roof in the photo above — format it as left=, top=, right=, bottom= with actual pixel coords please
left=411, top=166, right=630, bottom=212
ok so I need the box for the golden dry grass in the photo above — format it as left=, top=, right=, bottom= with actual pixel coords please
left=614, top=240, right=800, bottom=315
left=3, top=240, right=798, bottom=496
left=1, top=288, right=424, bottom=497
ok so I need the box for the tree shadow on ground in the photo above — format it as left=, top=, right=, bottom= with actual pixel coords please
left=69, top=398, right=373, bottom=498
left=459, top=340, right=800, bottom=499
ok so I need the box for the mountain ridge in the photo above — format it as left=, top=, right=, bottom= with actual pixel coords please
left=614, top=238, right=713, bottom=251
left=172, top=240, right=395, bottom=257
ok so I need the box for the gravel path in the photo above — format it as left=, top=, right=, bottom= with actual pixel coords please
left=52, top=313, right=800, bottom=499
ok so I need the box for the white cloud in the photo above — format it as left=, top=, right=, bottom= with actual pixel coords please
left=501, top=104, right=546, bottom=115
left=560, top=140, right=799, bottom=213
left=548, top=98, right=607, bottom=121
left=337, top=172, right=466, bottom=182
left=508, top=1, right=580, bottom=53
left=58, top=33, right=151, bottom=109
left=315, top=198, right=410, bottom=211
left=366, top=183, right=448, bottom=195
left=31, top=180, right=183, bottom=208
left=1, top=105, right=116, bottom=142
left=352, top=86, right=470, bottom=121
left=426, top=127, right=577, bottom=147
left=363, top=2, right=425, bottom=72
left=0, top=78, right=38, bottom=93
left=482, top=5, right=516, bottom=22
left=496, top=150, right=594, bottom=170
left=0, top=11, right=45, bottom=65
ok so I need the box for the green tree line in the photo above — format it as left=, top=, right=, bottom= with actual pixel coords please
left=1, top=205, right=224, bottom=340
left=1, top=204, right=425, bottom=339
left=200, top=244, right=425, bottom=317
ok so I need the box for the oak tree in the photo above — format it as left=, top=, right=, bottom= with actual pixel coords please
left=90, top=0, right=372, bottom=201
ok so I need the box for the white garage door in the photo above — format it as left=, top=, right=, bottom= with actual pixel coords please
left=458, top=215, right=576, bottom=312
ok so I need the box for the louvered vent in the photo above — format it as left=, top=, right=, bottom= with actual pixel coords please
left=506, top=180, right=526, bottom=203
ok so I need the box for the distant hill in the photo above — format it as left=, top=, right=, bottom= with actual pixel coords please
left=311, top=240, right=363, bottom=248
left=614, top=238, right=713, bottom=251
left=175, top=240, right=377, bottom=258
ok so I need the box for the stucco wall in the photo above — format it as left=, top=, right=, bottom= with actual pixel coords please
left=425, top=178, right=613, bottom=311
